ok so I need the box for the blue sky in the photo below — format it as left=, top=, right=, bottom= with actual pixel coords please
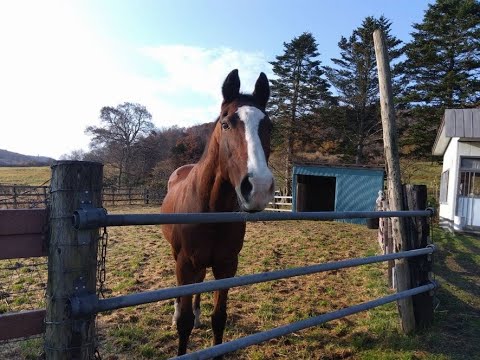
left=0, top=0, right=432, bottom=159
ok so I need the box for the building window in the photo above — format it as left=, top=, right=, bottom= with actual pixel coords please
left=440, top=170, right=449, bottom=204
left=459, top=157, right=480, bottom=198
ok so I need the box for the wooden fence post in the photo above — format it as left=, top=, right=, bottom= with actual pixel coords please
left=45, top=161, right=103, bottom=360
left=374, top=29, right=416, bottom=334
left=13, top=186, right=18, bottom=209
left=43, top=186, right=48, bottom=207
left=403, top=184, right=433, bottom=328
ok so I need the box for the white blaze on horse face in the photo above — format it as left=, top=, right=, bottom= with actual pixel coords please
left=236, top=106, right=274, bottom=210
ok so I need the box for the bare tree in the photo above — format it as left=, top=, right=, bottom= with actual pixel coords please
left=85, top=102, right=154, bottom=186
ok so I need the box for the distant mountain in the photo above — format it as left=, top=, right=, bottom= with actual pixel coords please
left=0, top=149, right=56, bottom=166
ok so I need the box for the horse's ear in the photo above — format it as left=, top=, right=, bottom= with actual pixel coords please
left=222, top=69, right=240, bottom=103
left=253, top=72, right=270, bottom=108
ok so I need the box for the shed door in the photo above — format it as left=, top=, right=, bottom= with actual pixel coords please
left=457, top=157, right=480, bottom=228
left=296, top=175, right=336, bottom=212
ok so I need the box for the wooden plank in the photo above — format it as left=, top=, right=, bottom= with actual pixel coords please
left=0, top=233, right=47, bottom=259
left=0, top=208, right=47, bottom=235
left=0, top=309, right=45, bottom=341
left=0, top=209, right=47, bottom=259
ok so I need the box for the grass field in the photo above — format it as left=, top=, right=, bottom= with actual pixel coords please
left=2, top=204, right=478, bottom=360
left=0, top=160, right=443, bottom=188
left=3, top=162, right=479, bottom=359
left=0, top=167, right=51, bottom=185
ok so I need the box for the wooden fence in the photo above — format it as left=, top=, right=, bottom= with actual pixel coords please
left=265, top=195, right=292, bottom=212
left=0, top=185, right=165, bottom=209
left=0, top=208, right=47, bottom=341
left=0, top=185, right=49, bottom=209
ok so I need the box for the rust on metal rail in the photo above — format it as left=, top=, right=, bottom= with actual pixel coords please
left=0, top=209, right=48, bottom=260
left=0, top=309, right=45, bottom=341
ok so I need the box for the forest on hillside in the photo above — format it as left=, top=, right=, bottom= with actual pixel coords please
left=62, top=0, right=480, bottom=194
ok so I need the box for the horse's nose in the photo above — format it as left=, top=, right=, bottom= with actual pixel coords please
left=239, top=174, right=274, bottom=211
left=240, top=176, right=254, bottom=202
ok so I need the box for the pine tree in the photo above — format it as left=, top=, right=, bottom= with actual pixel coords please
left=324, top=16, right=403, bottom=164
left=401, top=0, right=480, bottom=107
left=397, top=0, right=480, bottom=157
left=268, top=32, right=333, bottom=195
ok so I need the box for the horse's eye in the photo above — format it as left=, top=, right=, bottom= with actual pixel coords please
left=221, top=122, right=230, bottom=130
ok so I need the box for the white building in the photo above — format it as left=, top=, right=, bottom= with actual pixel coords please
left=433, top=109, right=480, bottom=232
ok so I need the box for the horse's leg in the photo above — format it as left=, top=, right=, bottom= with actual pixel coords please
left=193, top=268, right=206, bottom=328
left=174, top=254, right=197, bottom=356
left=211, top=259, right=238, bottom=353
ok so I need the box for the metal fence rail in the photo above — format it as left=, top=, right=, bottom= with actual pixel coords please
left=73, top=209, right=434, bottom=230
left=176, top=282, right=437, bottom=360
left=70, top=246, right=435, bottom=316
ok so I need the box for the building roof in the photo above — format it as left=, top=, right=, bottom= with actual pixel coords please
left=432, top=109, right=480, bottom=156
left=293, top=162, right=384, bottom=172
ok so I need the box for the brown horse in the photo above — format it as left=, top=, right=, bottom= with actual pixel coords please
left=161, top=69, right=274, bottom=356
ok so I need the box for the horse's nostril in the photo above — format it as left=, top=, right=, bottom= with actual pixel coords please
left=240, top=176, right=253, bottom=201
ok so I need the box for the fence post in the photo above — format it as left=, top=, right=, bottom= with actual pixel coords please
left=374, top=29, right=416, bottom=334
left=45, top=161, right=103, bottom=360
left=403, top=184, right=434, bottom=328
left=13, top=185, right=18, bottom=209
left=43, top=186, right=48, bottom=207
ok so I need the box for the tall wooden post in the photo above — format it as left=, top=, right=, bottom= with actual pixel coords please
left=45, top=161, right=103, bottom=359
left=373, top=29, right=416, bottom=333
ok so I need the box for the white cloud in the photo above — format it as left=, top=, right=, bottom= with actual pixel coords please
left=141, top=45, right=270, bottom=100
left=0, top=2, right=271, bottom=159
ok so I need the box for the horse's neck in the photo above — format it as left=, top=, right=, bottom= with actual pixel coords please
left=191, top=131, right=237, bottom=212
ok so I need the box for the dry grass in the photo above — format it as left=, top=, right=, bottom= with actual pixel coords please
left=1, top=204, right=479, bottom=359
left=89, top=206, right=480, bottom=360
left=92, top=206, right=395, bottom=359
left=0, top=167, right=51, bottom=186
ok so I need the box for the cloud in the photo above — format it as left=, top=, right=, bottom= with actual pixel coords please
left=135, top=45, right=272, bottom=129
left=0, top=2, right=271, bottom=158
left=140, top=44, right=272, bottom=103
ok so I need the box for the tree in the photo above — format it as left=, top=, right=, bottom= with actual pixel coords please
left=59, top=149, right=87, bottom=161
left=324, top=16, right=403, bottom=164
left=398, top=0, right=480, bottom=157
left=269, top=32, right=334, bottom=194
left=85, top=102, right=154, bottom=186
left=400, top=0, right=480, bottom=108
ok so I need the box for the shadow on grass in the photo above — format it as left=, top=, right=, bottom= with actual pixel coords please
left=346, top=227, right=480, bottom=360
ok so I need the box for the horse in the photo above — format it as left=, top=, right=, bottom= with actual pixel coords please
left=161, top=69, right=274, bottom=357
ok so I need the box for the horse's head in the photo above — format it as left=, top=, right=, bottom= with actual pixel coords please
left=217, top=69, right=274, bottom=212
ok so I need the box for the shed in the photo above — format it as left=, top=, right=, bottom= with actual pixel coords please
left=292, top=164, right=384, bottom=224
left=432, top=108, right=480, bottom=233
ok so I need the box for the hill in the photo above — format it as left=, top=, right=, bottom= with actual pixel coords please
left=0, top=149, right=55, bottom=166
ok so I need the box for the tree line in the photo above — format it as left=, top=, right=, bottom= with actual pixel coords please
left=63, top=0, right=480, bottom=195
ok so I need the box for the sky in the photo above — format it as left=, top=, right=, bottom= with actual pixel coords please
left=0, top=0, right=433, bottom=160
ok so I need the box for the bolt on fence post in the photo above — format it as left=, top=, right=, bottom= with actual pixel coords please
left=45, top=161, right=103, bottom=360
